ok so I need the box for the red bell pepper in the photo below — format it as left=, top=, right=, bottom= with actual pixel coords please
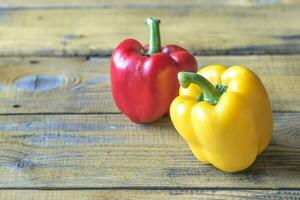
left=110, top=17, right=197, bottom=123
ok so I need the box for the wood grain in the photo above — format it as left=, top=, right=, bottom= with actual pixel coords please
left=0, top=0, right=298, bottom=197
left=1, top=0, right=299, bottom=8
left=0, top=4, right=299, bottom=56
left=0, top=189, right=299, bottom=200
left=0, top=112, right=298, bottom=188
left=0, top=55, right=298, bottom=114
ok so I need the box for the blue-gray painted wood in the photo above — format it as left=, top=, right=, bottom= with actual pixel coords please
left=0, top=113, right=298, bottom=189
left=14, top=75, right=66, bottom=92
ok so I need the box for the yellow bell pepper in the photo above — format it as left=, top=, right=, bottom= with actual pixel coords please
left=170, top=65, right=272, bottom=172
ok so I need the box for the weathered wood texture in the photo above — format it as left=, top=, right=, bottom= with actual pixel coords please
left=1, top=0, right=299, bottom=8
left=0, top=0, right=299, bottom=197
left=0, top=4, right=299, bottom=56
left=0, top=189, right=299, bottom=200
left=0, top=112, right=298, bottom=188
left=0, top=55, right=298, bottom=114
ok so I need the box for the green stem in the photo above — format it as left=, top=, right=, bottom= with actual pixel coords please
left=178, top=72, right=221, bottom=105
left=145, top=17, right=161, bottom=56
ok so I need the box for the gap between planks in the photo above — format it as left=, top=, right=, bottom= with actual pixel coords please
left=0, top=111, right=296, bottom=116
left=0, top=186, right=298, bottom=191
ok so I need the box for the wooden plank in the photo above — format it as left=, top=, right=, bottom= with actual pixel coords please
left=1, top=0, right=299, bottom=8
left=0, top=55, right=299, bottom=114
left=0, top=189, right=299, bottom=200
left=0, top=112, right=298, bottom=188
left=0, top=5, right=299, bottom=56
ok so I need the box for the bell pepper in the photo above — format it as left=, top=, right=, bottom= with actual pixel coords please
left=170, top=65, right=273, bottom=172
left=111, top=17, right=197, bottom=123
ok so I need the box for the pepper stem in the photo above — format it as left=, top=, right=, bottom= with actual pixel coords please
left=145, top=17, right=161, bottom=56
left=178, top=72, right=221, bottom=105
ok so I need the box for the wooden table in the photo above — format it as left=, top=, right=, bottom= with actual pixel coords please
left=0, top=0, right=299, bottom=199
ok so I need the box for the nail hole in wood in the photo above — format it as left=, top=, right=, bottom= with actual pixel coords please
left=12, top=104, right=20, bottom=108
left=29, top=60, right=40, bottom=64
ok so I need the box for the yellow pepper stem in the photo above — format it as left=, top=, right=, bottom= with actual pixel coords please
left=178, top=72, right=221, bottom=105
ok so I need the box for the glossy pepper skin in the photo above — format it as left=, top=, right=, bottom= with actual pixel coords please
left=111, top=18, right=197, bottom=123
left=170, top=65, right=272, bottom=172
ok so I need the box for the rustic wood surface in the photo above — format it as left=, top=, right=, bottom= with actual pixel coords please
left=0, top=2, right=299, bottom=56
left=2, top=0, right=299, bottom=7
left=0, top=113, right=299, bottom=188
left=0, top=55, right=299, bottom=113
left=0, top=190, right=299, bottom=200
left=0, top=0, right=299, bottom=199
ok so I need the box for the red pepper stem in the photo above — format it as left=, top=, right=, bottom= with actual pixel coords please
left=145, top=17, right=161, bottom=56
left=178, top=72, right=220, bottom=105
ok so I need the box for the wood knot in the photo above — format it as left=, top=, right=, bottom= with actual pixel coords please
left=16, top=158, right=35, bottom=170
left=14, top=75, right=66, bottom=92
